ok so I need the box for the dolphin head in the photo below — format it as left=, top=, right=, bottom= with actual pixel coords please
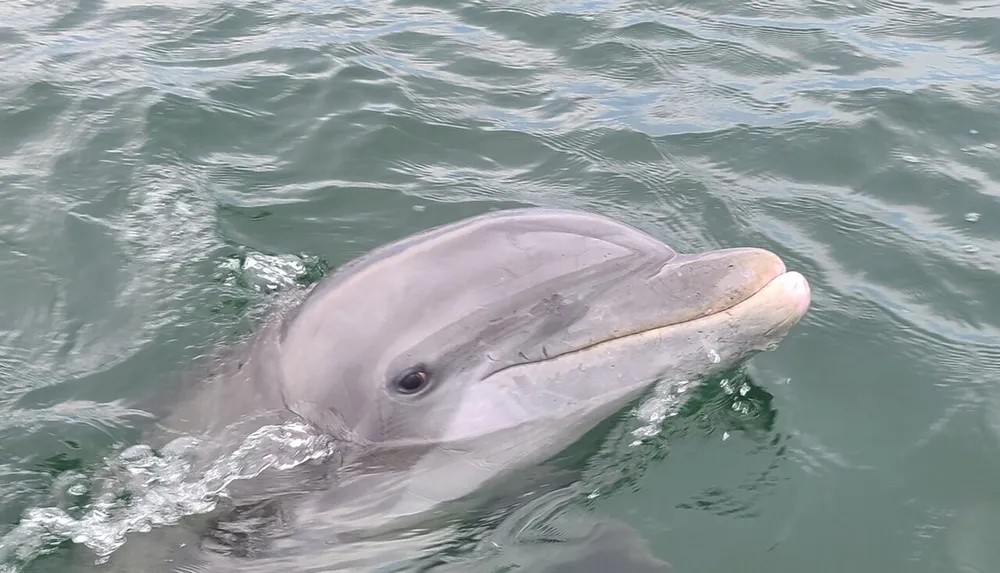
left=276, top=208, right=809, bottom=515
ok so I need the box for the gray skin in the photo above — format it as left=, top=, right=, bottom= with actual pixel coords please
left=112, top=207, right=810, bottom=572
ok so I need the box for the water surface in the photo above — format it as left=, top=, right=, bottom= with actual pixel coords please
left=2, top=0, right=1000, bottom=571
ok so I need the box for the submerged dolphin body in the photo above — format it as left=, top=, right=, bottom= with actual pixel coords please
left=109, top=207, right=811, bottom=572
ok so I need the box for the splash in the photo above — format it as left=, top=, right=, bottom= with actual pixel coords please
left=0, top=421, right=339, bottom=573
left=628, top=378, right=696, bottom=446
left=217, top=251, right=327, bottom=294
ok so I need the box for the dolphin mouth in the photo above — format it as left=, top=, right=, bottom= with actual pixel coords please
left=482, top=249, right=811, bottom=383
left=608, top=249, right=804, bottom=341
left=515, top=254, right=811, bottom=368
left=627, top=259, right=812, bottom=341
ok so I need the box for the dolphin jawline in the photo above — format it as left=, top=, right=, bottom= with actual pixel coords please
left=483, top=266, right=810, bottom=378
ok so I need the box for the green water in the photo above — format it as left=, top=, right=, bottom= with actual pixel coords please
left=3, top=0, right=1000, bottom=571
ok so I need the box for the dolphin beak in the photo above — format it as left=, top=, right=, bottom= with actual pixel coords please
left=648, top=247, right=796, bottom=323
left=635, top=247, right=811, bottom=358
left=672, top=247, right=812, bottom=335
left=707, top=248, right=811, bottom=320
left=766, top=270, right=812, bottom=316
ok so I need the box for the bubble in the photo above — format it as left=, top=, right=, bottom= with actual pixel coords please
left=970, top=129, right=979, bottom=134
left=412, top=205, right=427, bottom=212
left=629, top=379, right=696, bottom=443
left=118, top=445, right=155, bottom=465
left=707, top=349, right=720, bottom=363
left=965, top=212, right=981, bottom=223
left=720, top=378, right=734, bottom=394
left=67, top=483, right=89, bottom=497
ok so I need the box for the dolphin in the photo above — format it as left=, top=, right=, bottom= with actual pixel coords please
left=98, top=207, right=810, bottom=572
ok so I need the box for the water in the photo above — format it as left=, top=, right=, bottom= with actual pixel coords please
left=2, top=0, right=1000, bottom=571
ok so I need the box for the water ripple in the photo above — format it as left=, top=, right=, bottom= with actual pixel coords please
left=3, top=0, right=1000, bottom=570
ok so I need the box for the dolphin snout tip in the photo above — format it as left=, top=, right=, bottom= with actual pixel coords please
left=775, top=270, right=811, bottom=315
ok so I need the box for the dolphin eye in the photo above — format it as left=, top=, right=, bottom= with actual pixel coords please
left=394, top=367, right=429, bottom=395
